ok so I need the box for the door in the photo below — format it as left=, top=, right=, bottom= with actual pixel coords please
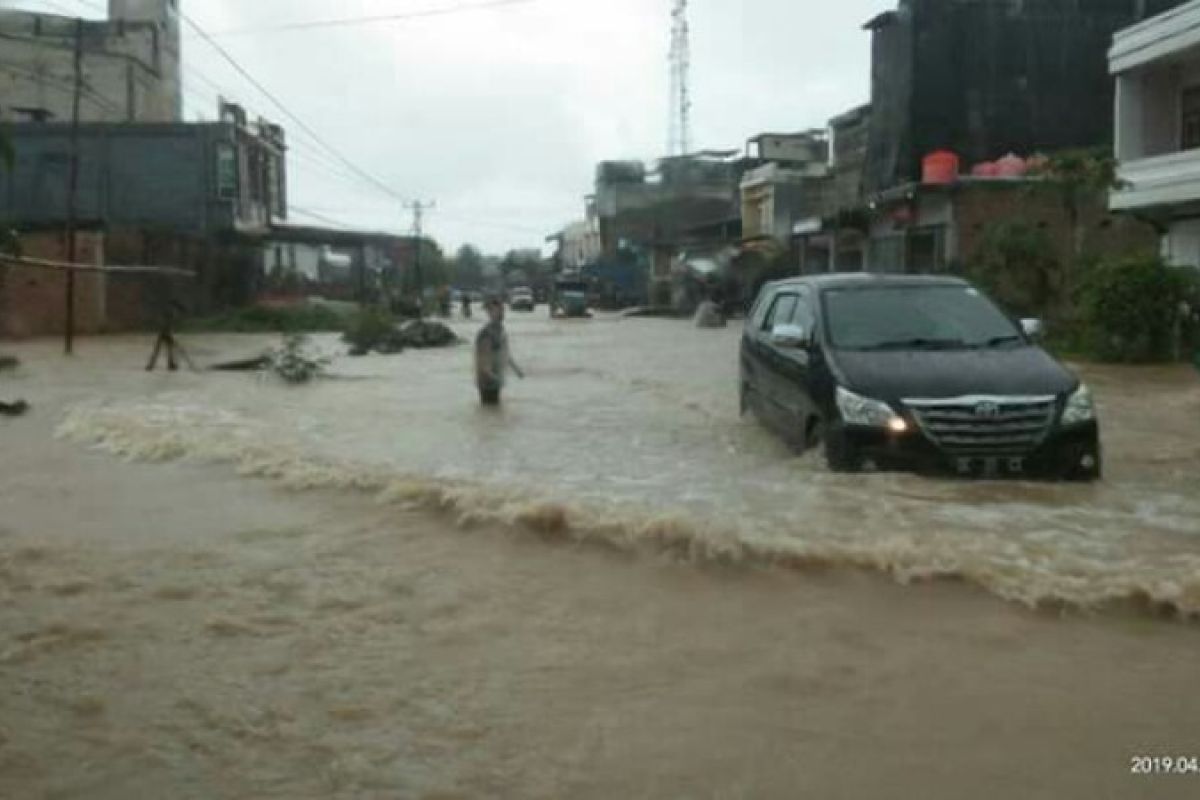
left=755, top=291, right=800, bottom=431
left=772, top=287, right=818, bottom=440
left=741, top=287, right=775, bottom=409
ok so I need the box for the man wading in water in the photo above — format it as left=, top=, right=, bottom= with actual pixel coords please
left=475, top=297, right=524, bottom=405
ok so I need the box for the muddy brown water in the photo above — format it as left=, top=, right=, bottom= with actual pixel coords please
left=2, top=316, right=1199, bottom=798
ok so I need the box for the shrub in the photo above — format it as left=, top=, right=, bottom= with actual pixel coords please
left=186, top=303, right=348, bottom=334
left=342, top=307, right=402, bottom=354
left=1081, top=256, right=1198, bottom=363
left=966, top=221, right=1061, bottom=319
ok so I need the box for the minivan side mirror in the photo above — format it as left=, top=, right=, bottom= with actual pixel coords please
left=1021, top=318, right=1045, bottom=340
left=771, top=324, right=810, bottom=349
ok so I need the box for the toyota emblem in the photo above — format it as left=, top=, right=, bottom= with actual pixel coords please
left=974, top=402, right=1001, bottom=419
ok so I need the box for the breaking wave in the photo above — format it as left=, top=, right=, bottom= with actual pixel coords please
left=56, top=401, right=1200, bottom=619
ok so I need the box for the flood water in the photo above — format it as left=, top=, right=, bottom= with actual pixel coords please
left=49, top=314, right=1200, bottom=612
left=3, top=314, right=1200, bottom=799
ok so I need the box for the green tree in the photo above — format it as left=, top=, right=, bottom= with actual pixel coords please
left=451, top=244, right=485, bottom=289
left=1028, top=148, right=1126, bottom=296
left=500, top=249, right=549, bottom=291
left=401, top=238, right=447, bottom=294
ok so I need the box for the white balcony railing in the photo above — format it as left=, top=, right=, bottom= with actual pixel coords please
left=1111, top=149, right=1200, bottom=211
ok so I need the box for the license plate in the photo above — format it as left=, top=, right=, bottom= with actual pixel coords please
left=955, top=457, right=1025, bottom=477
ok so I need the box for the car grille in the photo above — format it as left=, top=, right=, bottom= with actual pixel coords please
left=903, top=395, right=1058, bottom=456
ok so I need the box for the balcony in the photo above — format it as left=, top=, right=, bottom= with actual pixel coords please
left=1112, top=148, right=1200, bottom=211
left=1110, top=2, right=1200, bottom=212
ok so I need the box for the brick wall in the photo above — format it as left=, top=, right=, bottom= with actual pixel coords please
left=954, top=184, right=1159, bottom=269
left=0, top=231, right=107, bottom=338
left=0, top=229, right=206, bottom=338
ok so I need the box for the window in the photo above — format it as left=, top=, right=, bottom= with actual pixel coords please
left=761, top=293, right=799, bottom=332
left=823, top=286, right=1020, bottom=350
left=215, top=143, right=237, bottom=200
left=1182, top=86, right=1200, bottom=151
left=791, top=289, right=816, bottom=334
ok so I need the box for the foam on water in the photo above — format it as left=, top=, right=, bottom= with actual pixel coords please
left=57, top=400, right=1200, bottom=617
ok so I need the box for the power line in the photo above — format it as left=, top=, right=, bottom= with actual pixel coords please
left=0, top=60, right=124, bottom=116
left=289, top=206, right=358, bottom=229
left=204, top=0, right=539, bottom=37
left=12, top=0, right=82, bottom=17
left=177, top=8, right=408, bottom=206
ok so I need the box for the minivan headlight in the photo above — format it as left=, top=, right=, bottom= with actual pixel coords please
left=836, top=387, right=906, bottom=429
left=1061, top=385, right=1096, bottom=426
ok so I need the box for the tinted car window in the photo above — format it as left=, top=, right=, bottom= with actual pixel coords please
left=762, top=294, right=799, bottom=332
left=791, top=289, right=816, bottom=334
left=823, top=285, right=1021, bottom=350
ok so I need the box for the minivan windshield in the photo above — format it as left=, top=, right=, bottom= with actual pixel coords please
left=823, top=285, right=1024, bottom=351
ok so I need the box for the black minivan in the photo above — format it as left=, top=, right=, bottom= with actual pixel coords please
left=740, top=274, right=1102, bottom=480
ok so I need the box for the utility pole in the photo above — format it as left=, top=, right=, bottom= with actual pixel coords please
left=404, top=200, right=435, bottom=316
left=63, top=17, right=84, bottom=355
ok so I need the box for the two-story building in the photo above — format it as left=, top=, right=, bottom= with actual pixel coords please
left=1110, top=0, right=1200, bottom=267
left=739, top=131, right=829, bottom=244
left=0, top=101, right=287, bottom=335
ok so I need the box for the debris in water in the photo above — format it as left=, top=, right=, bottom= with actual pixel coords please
left=267, top=335, right=332, bottom=384
left=398, top=319, right=458, bottom=349
left=1, top=399, right=29, bottom=417
left=210, top=338, right=333, bottom=383
left=0, top=355, right=18, bottom=372
left=694, top=300, right=727, bottom=328
left=210, top=355, right=271, bottom=372
left=342, top=311, right=458, bottom=355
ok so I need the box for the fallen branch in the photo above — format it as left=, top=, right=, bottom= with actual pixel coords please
left=0, top=253, right=197, bottom=279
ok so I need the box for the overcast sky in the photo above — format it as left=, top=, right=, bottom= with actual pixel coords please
left=15, top=0, right=894, bottom=254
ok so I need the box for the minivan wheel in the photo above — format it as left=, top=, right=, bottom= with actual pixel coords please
left=823, top=426, right=863, bottom=473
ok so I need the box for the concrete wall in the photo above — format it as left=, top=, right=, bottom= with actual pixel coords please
left=748, top=134, right=828, bottom=165
left=0, top=1, right=181, bottom=124
left=1164, top=217, right=1200, bottom=265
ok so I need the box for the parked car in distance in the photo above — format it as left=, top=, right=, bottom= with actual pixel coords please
left=740, top=274, right=1102, bottom=480
left=509, top=287, right=535, bottom=312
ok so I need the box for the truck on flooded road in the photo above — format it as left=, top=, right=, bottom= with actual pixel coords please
left=550, top=279, right=590, bottom=319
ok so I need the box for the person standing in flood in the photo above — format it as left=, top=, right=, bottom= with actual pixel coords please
left=475, top=297, right=524, bottom=406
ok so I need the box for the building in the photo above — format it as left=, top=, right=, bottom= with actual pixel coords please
left=863, top=0, right=1187, bottom=195
left=863, top=177, right=1156, bottom=278
left=791, top=105, right=873, bottom=273
left=593, top=152, right=747, bottom=304
left=1110, top=0, right=1200, bottom=267
left=0, top=101, right=287, bottom=236
left=261, top=226, right=424, bottom=303
left=740, top=131, right=829, bottom=243
left=0, top=0, right=183, bottom=124
left=0, top=101, right=287, bottom=335
left=549, top=214, right=602, bottom=273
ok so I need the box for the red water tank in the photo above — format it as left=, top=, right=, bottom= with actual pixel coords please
left=994, top=153, right=1027, bottom=177
left=972, top=161, right=1000, bottom=178
left=922, top=151, right=960, bottom=184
